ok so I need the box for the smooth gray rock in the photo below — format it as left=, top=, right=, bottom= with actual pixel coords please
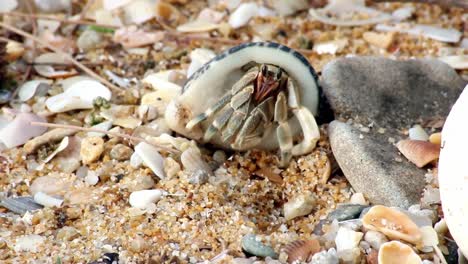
left=322, top=57, right=466, bottom=208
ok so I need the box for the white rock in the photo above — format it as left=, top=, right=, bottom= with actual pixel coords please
left=85, top=170, right=99, bottom=186
left=270, top=0, right=307, bottom=16
left=350, top=193, right=368, bottom=205
left=129, top=189, right=166, bottom=210
left=313, top=39, right=348, bottom=55
left=187, top=48, right=216, bottom=78
left=283, top=193, right=316, bottom=221
left=34, top=191, right=63, bottom=207
left=134, top=142, right=166, bottom=179
left=228, top=2, right=258, bottom=29
left=14, top=234, right=45, bottom=252
left=335, top=227, right=363, bottom=253
left=421, top=186, right=441, bottom=207
left=87, top=121, right=113, bottom=137
left=364, top=230, right=388, bottom=250
left=46, top=80, right=111, bottom=113
left=130, top=152, right=143, bottom=168
left=392, top=6, right=414, bottom=21
left=408, top=125, right=429, bottom=141
left=0, top=113, right=47, bottom=148
left=439, top=84, right=468, bottom=257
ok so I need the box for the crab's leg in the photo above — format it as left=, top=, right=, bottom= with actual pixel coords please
left=287, top=78, right=320, bottom=156
left=275, top=91, right=293, bottom=167
left=204, top=85, right=254, bottom=141
left=186, top=68, right=258, bottom=130
left=222, top=99, right=251, bottom=142
left=232, top=97, right=274, bottom=149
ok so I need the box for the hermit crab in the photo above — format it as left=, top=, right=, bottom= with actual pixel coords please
left=165, top=42, right=320, bottom=166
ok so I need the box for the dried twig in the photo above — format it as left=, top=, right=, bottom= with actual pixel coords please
left=30, top=122, right=177, bottom=153
left=0, top=22, right=123, bottom=92
left=372, top=0, right=467, bottom=9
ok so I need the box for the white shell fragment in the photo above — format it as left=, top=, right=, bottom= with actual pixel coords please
left=283, top=193, right=316, bottom=221
left=46, top=80, right=111, bottom=112
left=376, top=23, right=462, bottom=43
left=439, top=84, right=468, bottom=257
left=313, top=39, right=348, bottom=55
left=36, top=136, right=70, bottom=170
left=271, top=0, right=307, bottom=16
left=142, top=71, right=183, bottom=91
left=176, top=20, right=220, bottom=33
left=229, top=2, right=258, bottom=29
left=18, top=80, right=52, bottom=102
left=335, top=227, right=363, bottom=253
left=103, top=0, right=131, bottom=10
left=33, top=191, right=64, bottom=207
left=34, top=52, right=77, bottom=78
left=408, top=125, right=429, bottom=141
left=129, top=189, right=166, bottom=210
left=0, top=0, right=18, bottom=12
left=123, top=0, right=156, bottom=25
left=392, top=6, right=414, bottom=21
left=134, top=142, right=166, bottom=179
left=378, top=241, right=422, bottom=264
left=180, top=147, right=213, bottom=175
left=187, top=48, right=216, bottom=78
left=438, top=55, right=468, bottom=70
left=0, top=113, right=47, bottom=148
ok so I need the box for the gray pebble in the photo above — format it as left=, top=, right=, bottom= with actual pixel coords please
left=0, top=196, right=43, bottom=214
left=241, top=234, right=278, bottom=259
left=326, top=204, right=368, bottom=222
left=110, top=144, right=134, bottom=161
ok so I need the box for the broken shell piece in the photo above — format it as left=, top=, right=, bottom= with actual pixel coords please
left=176, top=20, right=220, bottom=33
left=36, top=136, right=69, bottom=170
left=129, top=189, right=166, bottom=210
left=0, top=196, right=43, bottom=215
left=438, top=55, right=468, bottom=70
left=420, top=226, right=438, bottom=252
left=0, top=0, right=18, bottom=12
left=376, top=23, right=461, bottom=43
left=33, top=52, right=78, bottom=78
left=362, top=32, right=395, bottom=49
left=33, top=191, right=63, bottom=207
left=14, top=234, right=45, bottom=253
left=284, top=239, right=321, bottom=263
left=134, top=142, right=166, bottom=179
left=18, top=80, right=51, bottom=102
left=46, top=80, right=111, bottom=113
left=229, top=2, right=258, bottom=29
left=408, top=125, right=429, bottom=141
left=271, top=0, right=308, bottom=16
left=0, top=113, right=47, bottom=148
left=396, top=140, right=440, bottom=168
left=123, top=0, right=156, bottom=25
left=335, top=227, right=363, bottom=252
left=378, top=241, right=421, bottom=264
left=283, top=192, right=316, bottom=221
left=362, top=205, right=422, bottom=244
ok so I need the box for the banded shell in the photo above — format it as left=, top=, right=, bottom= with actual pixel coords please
left=378, top=241, right=421, bottom=264
left=283, top=239, right=321, bottom=263
left=396, top=140, right=440, bottom=168
left=362, top=205, right=422, bottom=244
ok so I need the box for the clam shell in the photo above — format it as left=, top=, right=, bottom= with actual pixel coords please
left=283, top=239, right=321, bottom=263
left=362, top=205, right=422, bottom=244
left=378, top=241, right=421, bottom=264
left=396, top=140, right=440, bottom=168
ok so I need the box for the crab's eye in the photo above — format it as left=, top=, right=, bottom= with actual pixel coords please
left=276, top=70, right=282, bottom=79
left=261, top=65, right=268, bottom=75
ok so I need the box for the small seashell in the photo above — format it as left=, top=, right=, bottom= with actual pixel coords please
left=80, top=136, right=104, bottom=165
left=14, top=234, right=45, bottom=253
left=396, top=140, right=440, bottom=168
left=228, top=2, right=258, bottom=29
left=313, top=39, right=348, bottom=55
left=362, top=205, right=422, bottom=244
left=33, top=52, right=78, bottom=78
left=180, top=147, right=213, bottom=175
left=134, top=142, right=166, bottom=179
left=129, top=189, right=166, bottom=210
left=46, top=80, right=111, bottom=113
left=408, top=125, right=429, bottom=141
left=155, top=2, right=181, bottom=24
left=241, top=234, right=278, bottom=258
left=283, top=192, right=316, bottom=221
left=0, top=196, right=43, bottom=215
left=429, top=132, right=441, bottom=145
left=283, top=239, right=321, bottom=263
left=18, top=80, right=51, bottom=102
left=33, top=191, right=63, bottom=207
left=84, top=170, right=99, bottom=186
left=0, top=113, right=47, bottom=149
left=197, top=8, right=225, bottom=23
left=378, top=241, right=421, bottom=264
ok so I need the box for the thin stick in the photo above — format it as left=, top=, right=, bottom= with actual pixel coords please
left=372, top=0, right=467, bottom=9
left=30, top=121, right=177, bottom=153
left=1, top=11, right=119, bottom=29
left=0, top=22, right=123, bottom=92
